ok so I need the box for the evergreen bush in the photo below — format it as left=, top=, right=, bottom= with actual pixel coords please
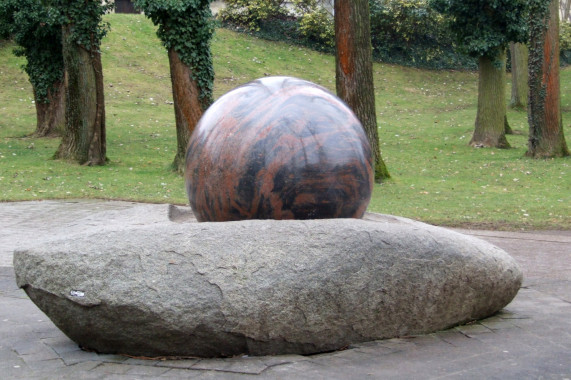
left=293, top=0, right=334, bottom=47
left=369, top=0, right=476, bottom=69
left=219, top=0, right=475, bottom=70
left=561, top=22, right=571, bottom=65
left=218, top=0, right=290, bottom=31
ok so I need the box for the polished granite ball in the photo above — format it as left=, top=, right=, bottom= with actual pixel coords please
left=185, top=76, right=373, bottom=222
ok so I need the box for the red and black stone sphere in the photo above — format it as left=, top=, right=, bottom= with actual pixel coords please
left=185, top=76, right=373, bottom=222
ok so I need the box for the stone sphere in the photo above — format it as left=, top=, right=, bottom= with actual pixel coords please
left=185, top=76, right=373, bottom=222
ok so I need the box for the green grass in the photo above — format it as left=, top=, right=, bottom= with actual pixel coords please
left=1, top=14, right=570, bottom=230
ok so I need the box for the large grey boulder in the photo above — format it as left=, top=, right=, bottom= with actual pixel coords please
left=13, top=213, right=522, bottom=357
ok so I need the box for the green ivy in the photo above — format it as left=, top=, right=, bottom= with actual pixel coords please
left=0, top=0, right=16, bottom=39
left=0, top=0, right=64, bottom=103
left=527, top=0, right=550, bottom=77
left=135, top=0, right=215, bottom=108
left=48, top=0, right=112, bottom=53
left=428, top=0, right=529, bottom=62
left=219, top=0, right=477, bottom=70
left=369, top=0, right=476, bottom=69
left=527, top=0, right=552, bottom=130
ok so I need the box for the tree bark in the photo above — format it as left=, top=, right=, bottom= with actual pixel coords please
left=562, top=0, right=571, bottom=21
left=54, top=25, right=106, bottom=165
left=470, top=50, right=510, bottom=148
left=527, top=0, right=570, bottom=158
left=33, top=78, right=66, bottom=137
left=509, top=42, right=528, bottom=110
left=504, top=115, right=513, bottom=135
left=334, top=0, right=389, bottom=182
left=167, top=47, right=205, bottom=173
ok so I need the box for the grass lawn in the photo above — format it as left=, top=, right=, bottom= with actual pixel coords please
left=1, top=14, right=570, bottom=230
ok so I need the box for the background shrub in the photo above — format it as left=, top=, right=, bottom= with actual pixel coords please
left=369, top=0, right=476, bottom=69
left=561, top=22, right=571, bottom=65
left=220, top=0, right=477, bottom=69
left=219, top=0, right=335, bottom=53
left=297, top=4, right=334, bottom=47
left=218, top=0, right=289, bottom=31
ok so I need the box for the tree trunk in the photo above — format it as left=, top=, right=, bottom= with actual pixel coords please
left=33, top=76, right=66, bottom=137
left=504, top=115, right=513, bottom=135
left=54, top=25, right=106, bottom=165
left=470, top=50, right=510, bottom=148
left=509, top=42, right=528, bottom=110
left=527, top=0, right=570, bottom=158
left=168, top=47, right=206, bottom=173
left=334, top=0, right=390, bottom=183
left=563, top=0, right=571, bottom=21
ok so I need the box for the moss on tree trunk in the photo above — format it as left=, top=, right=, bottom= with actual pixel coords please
left=470, top=50, right=510, bottom=149
left=334, top=0, right=389, bottom=182
left=54, top=25, right=106, bottom=165
left=527, top=0, right=570, bottom=158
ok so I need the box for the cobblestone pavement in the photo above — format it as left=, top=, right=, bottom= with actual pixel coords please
left=1, top=200, right=570, bottom=379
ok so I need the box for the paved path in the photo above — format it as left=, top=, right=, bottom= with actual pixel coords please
left=1, top=200, right=570, bottom=379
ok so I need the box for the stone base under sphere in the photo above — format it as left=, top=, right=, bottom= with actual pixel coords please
left=14, top=211, right=522, bottom=358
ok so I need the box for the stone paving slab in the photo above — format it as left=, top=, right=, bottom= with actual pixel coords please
left=1, top=200, right=570, bottom=379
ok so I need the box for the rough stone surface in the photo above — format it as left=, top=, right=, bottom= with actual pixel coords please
left=13, top=213, right=522, bottom=358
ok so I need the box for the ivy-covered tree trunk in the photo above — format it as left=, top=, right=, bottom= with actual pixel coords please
left=34, top=78, right=66, bottom=137
left=134, top=0, right=214, bottom=175
left=54, top=25, right=106, bottom=165
left=527, top=0, right=570, bottom=158
left=168, top=48, right=206, bottom=173
left=509, top=42, right=528, bottom=110
left=470, top=50, right=510, bottom=148
left=334, top=0, right=389, bottom=183
left=1, top=0, right=67, bottom=138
